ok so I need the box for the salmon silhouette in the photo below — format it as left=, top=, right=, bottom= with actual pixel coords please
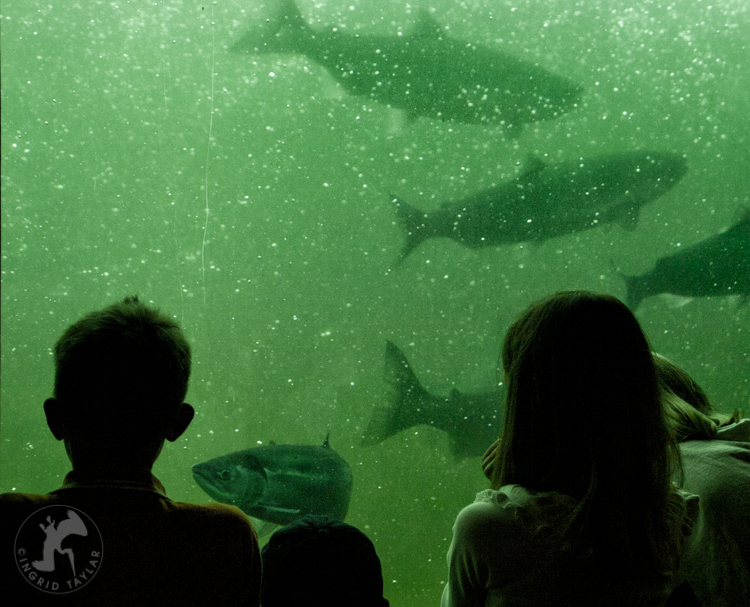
left=393, top=152, right=688, bottom=261
left=232, top=0, right=582, bottom=134
left=361, top=341, right=504, bottom=459
left=625, top=210, right=750, bottom=310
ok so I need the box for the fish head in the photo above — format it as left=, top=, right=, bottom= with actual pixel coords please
left=551, top=79, right=584, bottom=115
left=648, top=152, right=687, bottom=179
left=597, top=152, right=687, bottom=226
left=525, top=74, right=584, bottom=122
left=192, top=451, right=267, bottom=510
left=629, top=152, right=688, bottom=198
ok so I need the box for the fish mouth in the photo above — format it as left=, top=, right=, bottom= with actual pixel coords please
left=191, top=469, right=213, bottom=491
left=191, top=468, right=230, bottom=503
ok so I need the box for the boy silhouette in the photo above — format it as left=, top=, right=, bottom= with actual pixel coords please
left=0, top=296, right=261, bottom=606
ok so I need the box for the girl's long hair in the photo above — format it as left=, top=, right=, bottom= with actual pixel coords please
left=491, top=291, right=682, bottom=571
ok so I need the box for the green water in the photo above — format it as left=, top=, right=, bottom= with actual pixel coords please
left=1, top=1, right=748, bottom=603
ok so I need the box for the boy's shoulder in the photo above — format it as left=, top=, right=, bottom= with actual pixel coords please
left=0, top=492, right=261, bottom=606
left=0, top=489, right=255, bottom=536
left=0, top=490, right=58, bottom=516
left=163, top=498, right=256, bottom=531
left=0, top=490, right=54, bottom=503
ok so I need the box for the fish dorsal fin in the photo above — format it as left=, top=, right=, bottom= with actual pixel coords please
left=519, top=155, right=546, bottom=179
left=323, top=431, right=331, bottom=448
left=269, top=440, right=277, bottom=446
left=412, top=9, right=445, bottom=39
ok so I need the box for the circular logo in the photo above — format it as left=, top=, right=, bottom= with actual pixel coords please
left=14, top=505, right=103, bottom=594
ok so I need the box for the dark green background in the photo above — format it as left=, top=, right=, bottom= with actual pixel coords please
left=2, top=1, right=748, bottom=604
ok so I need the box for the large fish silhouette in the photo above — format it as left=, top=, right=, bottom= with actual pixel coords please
left=393, top=152, right=687, bottom=260
left=232, top=0, right=582, bottom=133
left=192, top=435, right=352, bottom=531
left=625, top=210, right=750, bottom=310
left=361, top=341, right=503, bottom=459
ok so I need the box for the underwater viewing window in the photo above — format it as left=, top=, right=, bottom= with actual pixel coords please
left=1, top=1, right=748, bottom=604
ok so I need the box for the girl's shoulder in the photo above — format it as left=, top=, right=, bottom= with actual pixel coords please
left=459, top=485, right=578, bottom=532
left=474, top=484, right=578, bottom=508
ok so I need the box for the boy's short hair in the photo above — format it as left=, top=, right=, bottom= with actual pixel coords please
left=261, top=515, right=385, bottom=607
left=53, top=296, right=191, bottom=431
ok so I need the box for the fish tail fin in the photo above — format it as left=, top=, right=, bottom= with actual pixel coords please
left=392, top=194, right=428, bottom=262
left=360, top=341, right=432, bottom=446
left=231, top=0, right=309, bottom=54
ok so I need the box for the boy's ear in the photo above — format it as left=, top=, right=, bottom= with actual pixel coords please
left=44, top=398, right=67, bottom=440
left=165, top=403, right=195, bottom=442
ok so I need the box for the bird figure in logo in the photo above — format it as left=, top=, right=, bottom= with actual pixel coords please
left=32, top=510, right=88, bottom=576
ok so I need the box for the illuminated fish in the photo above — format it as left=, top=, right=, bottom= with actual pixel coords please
left=192, top=435, right=353, bottom=528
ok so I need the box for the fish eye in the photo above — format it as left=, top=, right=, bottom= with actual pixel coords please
left=219, top=470, right=230, bottom=481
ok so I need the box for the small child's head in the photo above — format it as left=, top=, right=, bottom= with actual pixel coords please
left=44, top=296, right=194, bottom=473
left=261, top=515, right=389, bottom=607
left=653, top=353, right=712, bottom=415
left=654, top=353, right=738, bottom=442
